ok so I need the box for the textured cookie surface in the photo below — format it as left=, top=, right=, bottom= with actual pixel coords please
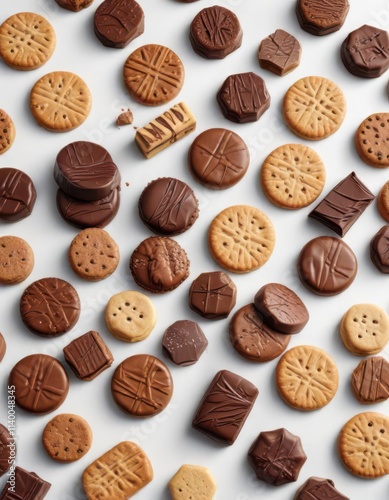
left=296, top=0, right=349, bottom=35
left=355, top=113, right=389, bottom=167
left=378, top=181, right=389, bottom=221
left=258, top=29, right=301, bottom=75
left=169, top=464, right=217, bottom=500
left=0, top=109, right=15, bottom=155
left=0, top=236, right=34, bottom=284
left=351, top=356, right=389, bottom=404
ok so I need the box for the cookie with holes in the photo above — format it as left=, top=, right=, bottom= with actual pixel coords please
left=355, top=113, right=389, bottom=168
left=0, top=110, right=15, bottom=155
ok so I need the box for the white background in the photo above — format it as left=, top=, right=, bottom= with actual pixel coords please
left=0, top=0, right=389, bottom=498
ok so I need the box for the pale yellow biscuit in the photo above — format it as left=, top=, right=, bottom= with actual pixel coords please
left=208, top=205, right=275, bottom=273
left=283, top=76, right=346, bottom=140
left=261, top=143, right=326, bottom=209
left=0, top=12, right=56, bottom=70
left=105, top=290, right=157, bottom=342
left=340, top=304, right=389, bottom=356
left=338, top=412, right=389, bottom=478
left=276, top=345, right=338, bottom=411
left=68, top=228, right=119, bottom=281
left=378, top=181, right=389, bottom=222
left=0, top=109, right=15, bottom=155
left=30, top=71, right=92, bottom=132
left=0, top=235, right=34, bottom=285
left=169, top=464, right=217, bottom=500
left=82, top=441, right=153, bottom=499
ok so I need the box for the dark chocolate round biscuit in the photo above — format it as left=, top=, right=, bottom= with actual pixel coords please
left=296, top=0, right=349, bottom=36
left=217, top=73, right=270, bottom=123
left=370, top=225, right=389, bottom=274
left=297, top=236, right=357, bottom=296
left=190, top=6, right=243, bottom=59
left=294, top=476, right=349, bottom=499
left=55, top=0, right=94, bottom=10
left=254, top=283, right=309, bottom=335
left=189, top=271, right=237, bottom=320
left=56, top=187, right=120, bottom=229
left=130, top=236, right=190, bottom=293
left=351, top=356, right=389, bottom=404
left=188, top=128, right=250, bottom=189
left=0, top=424, right=14, bottom=476
left=9, top=354, right=69, bottom=414
left=229, top=304, right=291, bottom=362
left=162, top=320, right=208, bottom=366
left=258, top=30, right=301, bottom=75
left=94, top=0, right=144, bottom=48
left=54, top=141, right=120, bottom=202
left=20, top=277, right=80, bottom=336
left=341, top=25, right=389, bottom=78
left=0, top=333, right=6, bottom=362
left=111, top=354, right=173, bottom=416
left=138, top=177, right=199, bottom=235
left=0, top=168, right=36, bottom=222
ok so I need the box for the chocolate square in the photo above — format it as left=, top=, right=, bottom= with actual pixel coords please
left=192, top=369, right=258, bottom=445
left=308, top=171, right=375, bottom=237
left=0, top=466, right=51, bottom=499
left=63, top=330, right=113, bottom=381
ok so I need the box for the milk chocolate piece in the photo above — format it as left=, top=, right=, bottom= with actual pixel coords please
left=298, top=236, right=357, bottom=296
left=56, top=187, right=120, bottom=229
left=254, top=283, right=309, bottom=334
left=9, top=354, right=69, bottom=414
left=258, top=30, right=301, bottom=75
left=294, top=476, right=349, bottom=499
left=370, top=225, right=389, bottom=274
left=188, top=128, right=250, bottom=189
left=63, top=330, right=114, bottom=381
left=94, top=0, right=144, bottom=48
left=111, top=354, right=173, bottom=416
left=129, top=236, right=190, bottom=293
left=20, top=277, right=80, bottom=337
left=138, top=177, right=199, bottom=235
left=54, top=141, right=121, bottom=202
left=351, top=356, right=389, bottom=404
left=0, top=424, right=14, bottom=476
left=55, top=0, right=94, bottom=11
left=0, top=466, right=51, bottom=499
left=0, top=333, right=5, bottom=362
left=229, top=304, right=291, bottom=362
left=135, top=102, right=196, bottom=159
left=296, top=0, right=349, bottom=36
left=189, top=271, right=237, bottom=320
left=217, top=72, right=270, bottom=123
left=248, top=428, right=307, bottom=486
left=162, top=320, right=208, bottom=366
left=341, top=25, right=389, bottom=78
left=189, top=6, right=243, bottom=59
left=0, top=168, right=36, bottom=222
left=308, top=172, right=375, bottom=237
left=192, top=369, right=258, bottom=445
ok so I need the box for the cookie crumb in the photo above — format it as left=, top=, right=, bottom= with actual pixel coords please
left=116, top=109, right=133, bottom=126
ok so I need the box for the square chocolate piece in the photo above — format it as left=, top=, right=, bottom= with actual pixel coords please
left=192, top=369, right=258, bottom=445
left=308, top=171, right=375, bottom=237
left=0, top=466, right=51, bottom=499
left=63, top=330, right=113, bottom=381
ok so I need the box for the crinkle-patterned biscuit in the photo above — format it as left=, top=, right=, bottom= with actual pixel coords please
left=169, top=464, right=217, bottom=500
left=82, top=441, right=153, bottom=499
left=0, top=236, right=34, bottom=285
left=30, top=71, right=92, bottom=131
left=261, top=144, right=326, bottom=209
left=378, top=181, right=389, bottom=221
left=0, top=12, right=56, bottom=70
left=208, top=205, right=275, bottom=273
left=283, top=76, right=346, bottom=140
left=340, top=303, right=389, bottom=355
left=355, top=113, right=389, bottom=168
left=0, top=109, right=15, bottom=155
left=276, top=345, right=338, bottom=410
left=338, top=412, right=389, bottom=478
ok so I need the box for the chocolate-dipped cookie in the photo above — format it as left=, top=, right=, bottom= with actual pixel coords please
left=370, top=225, right=389, bottom=273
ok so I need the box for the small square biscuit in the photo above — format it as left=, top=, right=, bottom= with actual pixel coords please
left=169, top=464, right=217, bottom=500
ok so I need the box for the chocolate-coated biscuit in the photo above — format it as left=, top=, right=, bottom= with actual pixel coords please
left=370, top=225, right=389, bottom=274
left=355, top=113, right=389, bottom=167
left=351, top=356, right=389, bottom=404
left=0, top=109, right=15, bottom=155
left=378, top=181, right=389, bottom=221
left=0, top=424, right=14, bottom=476
left=258, top=30, right=301, bottom=75
left=0, top=236, right=34, bottom=285
left=294, top=476, right=349, bottom=499
left=296, top=0, right=350, bottom=36
left=0, top=466, right=51, bottom=499
left=0, top=167, right=36, bottom=222
left=55, top=0, right=94, bottom=11
left=162, top=320, right=208, bottom=366
left=138, top=177, right=199, bottom=235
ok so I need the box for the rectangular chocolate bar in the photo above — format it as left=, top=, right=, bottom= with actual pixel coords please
left=135, top=102, right=196, bottom=159
left=192, top=369, right=258, bottom=445
left=0, top=466, right=51, bottom=499
left=308, top=171, right=375, bottom=237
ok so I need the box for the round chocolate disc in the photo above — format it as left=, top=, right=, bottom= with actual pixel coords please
left=0, top=168, right=36, bottom=222
left=111, top=354, right=173, bottom=416
left=370, top=225, right=389, bottom=274
left=9, top=354, right=69, bottom=414
left=20, top=277, right=81, bottom=336
left=297, top=236, right=357, bottom=296
left=162, top=320, right=208, bottom=366
left=130, top=236, right=190, bottom=293
left=138, top=177, right=199, bottom=235
left=189, top=128, right=250, bottom=189
left=229, top=304, right=291, bottom=362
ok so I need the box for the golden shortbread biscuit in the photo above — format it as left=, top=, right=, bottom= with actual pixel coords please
left=208, top=205, right=275, bottom=273
left=0, top=109, right=15, bottom=155
left=261, top=143, right=326, bottom=209
left=283, top=76, right=346, bottom=140
left=169, top=464, right=217, bottom=500
left=355, top=113, right=389, bottom=168
left=378, top=181, right=389, bottom=222
left=30, top=71, right=92, bottom=132
left=105, top=290, right=157, bottom=342
left=0, top=235, right=34, bottom=285
left=276, top=345, right=338, bottom=411
left=338, top=412, right=389, bottom=478
left=340, top=303, right=389, bottom=356
left=0, top=12, right=56, bottom=70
